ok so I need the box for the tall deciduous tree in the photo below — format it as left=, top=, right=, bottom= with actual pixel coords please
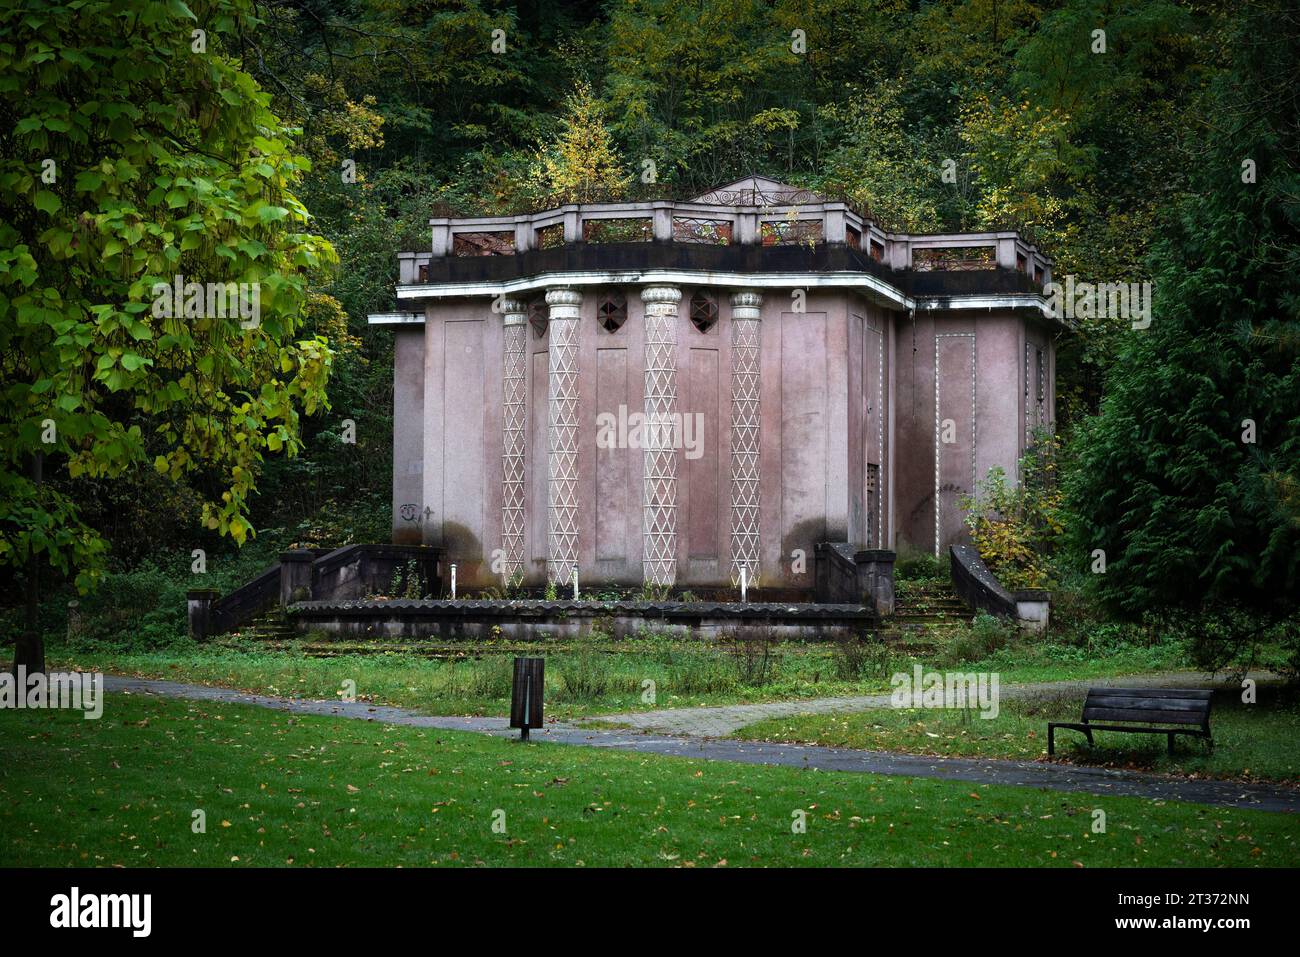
left=0, top=0, right=335, bottom=668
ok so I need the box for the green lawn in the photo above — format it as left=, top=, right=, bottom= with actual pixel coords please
left=733, top=686, right=1300, bottom=783
left=49, top=630, right=1189, bottom=719
left=1, top=694, right=1295, bottom=867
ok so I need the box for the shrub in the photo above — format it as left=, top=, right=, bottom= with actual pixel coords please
left=555, top=643, right=613, bottom=701
left=940, top=613, right=1014, bottom=664
left=969, top=612, right=1014, bottom=655
left=64, top=559, right=189, bottom=651
left=831, top=634, right=893, bottom=681
left=894, top=552, right=943, bottom=581
left=671, top=652, right=738, bottom=695
left=724, top=631, right=780, bottom=686
left=960, top=430, right=1064, bottom=590
left=464, top=656, right=515, bottom=698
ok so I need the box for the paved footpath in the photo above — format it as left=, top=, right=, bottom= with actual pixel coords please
left=101, top=674, right=1298, bottom=814
left=586, top=671, right=1276, bottom=737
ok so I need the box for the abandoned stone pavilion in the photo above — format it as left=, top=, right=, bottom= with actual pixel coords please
left=370, top=176, right=1061, bottom=598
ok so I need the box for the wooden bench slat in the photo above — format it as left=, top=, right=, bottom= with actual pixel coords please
left=1085, top=694, right=1211, bottom=713
left=1086, top=687, right=1213, bottom=699
left=1082, top=707, right=1207, bottom=725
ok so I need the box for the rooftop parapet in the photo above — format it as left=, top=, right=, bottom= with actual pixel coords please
left=405, top=176, right=1052, bottom=290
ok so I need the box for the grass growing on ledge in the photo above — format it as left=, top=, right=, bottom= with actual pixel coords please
left=48, top=629, right=1190, bottom=719
left=0, top=694, right=1294, bottom=868
left=732, top=686, right=1300, bottom=784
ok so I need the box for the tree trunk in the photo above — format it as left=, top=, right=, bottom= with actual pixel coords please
left=13, top=451, right=44, bottom=675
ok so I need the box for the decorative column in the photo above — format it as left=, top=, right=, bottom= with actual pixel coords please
left=641, top=285, right=681, bottom=587
left=500, top=299, right=528, bottom=583
left=729, top=290, right=763, bottom=587
left=545, top=288, right=582, bottom=586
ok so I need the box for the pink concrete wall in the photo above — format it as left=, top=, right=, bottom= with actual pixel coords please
left=774, top=305, right=828, bottom=588
left=398, top=289, right=1053, bottom=589
left=894, top=311, right=934, bottom=551
left=391, top=327, right=425, bottom=544
left=584, top=293, right=646, bottom=582
left=974, top=316, right=1024, bottom=498
left=1024, top=323, right=1056, bottom=443
left=846, top=306, right=889, bottom=548
left=419, top=300, right=500, bottom=585
left=682, top=318, right=726, bottom=576
left=891, top=311, right=1057, bottom=557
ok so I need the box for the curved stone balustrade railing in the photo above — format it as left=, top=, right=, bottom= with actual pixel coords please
left=949, top=544, right=1050, bottom=633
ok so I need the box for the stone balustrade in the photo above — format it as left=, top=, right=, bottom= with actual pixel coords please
left=396, top=197, right=1051, bottom=288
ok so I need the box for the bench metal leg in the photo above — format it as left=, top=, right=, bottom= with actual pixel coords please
left=1084, top=727, right=1094, bottom=747
left=1167, top=732, right=1175, bottom=756
left=1048, top=725, right=1055, bottom=756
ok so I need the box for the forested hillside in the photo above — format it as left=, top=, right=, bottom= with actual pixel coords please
left=236, top=0, right=1225, bottom=536
left=1, top=0, right=1295, bottom=668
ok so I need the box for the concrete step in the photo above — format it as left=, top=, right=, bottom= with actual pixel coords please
left=890, top=604, right=973, bottom=615
left=247, top=614, right=295, bottom=641
left=892, top=621, right=971, bottom=629
left=884, top=575, right=974, bottom=646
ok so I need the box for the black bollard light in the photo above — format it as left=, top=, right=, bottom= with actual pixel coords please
left=509, top=657, right=544, bottom=740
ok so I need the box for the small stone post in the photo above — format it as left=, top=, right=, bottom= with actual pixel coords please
left=186, top=588, right=219, bottom=642
left=279, top=550, right=315, bottom=607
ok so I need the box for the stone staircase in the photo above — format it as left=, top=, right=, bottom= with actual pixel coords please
left=880, top=579, right=974, bottom=651
left=245, top=611, right=296, bottom=642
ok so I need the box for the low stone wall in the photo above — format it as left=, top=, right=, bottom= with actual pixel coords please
left=813, top=543, right=895, bottom=615
left=190, top=544, right=444, bottom=639
left=289, top=598, right=877, bottom=642
left=194, top=543, right=885, bottom=642
left=949, top=544, right=1050, bottom=633
left=312, top=544, right=441, bottom=601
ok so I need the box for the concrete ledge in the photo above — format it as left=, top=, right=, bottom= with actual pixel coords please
left=289, top=598, right=877, bottom=642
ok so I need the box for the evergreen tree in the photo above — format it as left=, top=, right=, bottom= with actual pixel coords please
left=1066, top=0, right=1299, bottom=667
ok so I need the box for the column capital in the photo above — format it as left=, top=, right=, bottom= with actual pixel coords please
left=545, top=287, right=582, bottom=322
left=640, top=285, right=682, bottom=305
left=730, top=289, right=763, bottom=319
left=499, top=298, right=527, bottom=325
left=545, top=287, right=582, bottom=307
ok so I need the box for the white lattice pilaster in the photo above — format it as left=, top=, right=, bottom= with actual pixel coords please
left=500, top=299, right=527, bottom=583
left=545, top=289, right=582, bottom=585
left=640, top=285, right=681, bottom=587
left=729, top=290, right=763, bottom=587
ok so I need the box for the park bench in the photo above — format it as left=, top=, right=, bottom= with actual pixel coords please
left=1048, top=688, right=1213, bottom=756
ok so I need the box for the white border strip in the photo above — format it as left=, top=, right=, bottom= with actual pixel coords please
left=378, top=270, right=1055, bottom=324
left=394, top=269, right=910, bottom=309
left=367, top=312, right=424, bottom=325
